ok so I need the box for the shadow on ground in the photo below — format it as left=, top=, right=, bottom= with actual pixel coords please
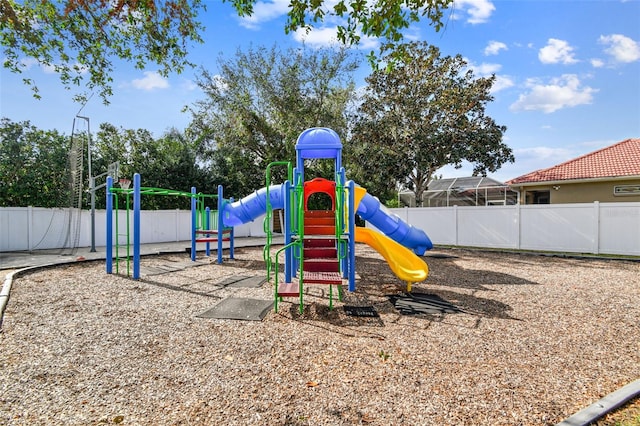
left=352, top=251, right=534, bottom=321
left=127, top=248, right=529, bottom=324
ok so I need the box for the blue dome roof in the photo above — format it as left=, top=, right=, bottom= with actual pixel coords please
left=295, top=127, right=342, bottom=159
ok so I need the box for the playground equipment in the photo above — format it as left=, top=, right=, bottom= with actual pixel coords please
left=219, top=127, right=433, bottom=312
left=104, top=127, right=432, bottom=313
left=105, top=175, right=234, bottom=278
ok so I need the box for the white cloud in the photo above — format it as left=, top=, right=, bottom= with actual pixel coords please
left=538, top=39, right=578, bottom=64
left=20, top=57, right=40, bottom=70
left=491, top=75, right=515, bottom=93
left=403, top=27, right=422, bottom=42
left=19, top=58, right=57, bottom=74
left=465, top=59, right=513, bottom=93
left=293, top=27, right=342, bottom=48
left=237, top=0, right=290, bottom=29
left=180, top=79, right=198, bottom=91
left=212, top=74, right=228, bottom=92
left=42, top=64, right=58, bottom=74
left=131, top=71, right=169, bottom=91
left=516, top=146, right=574, bottom=163
left=484, top=41, right=507, bottom=56
left=590, top=58, right=605, bottom=68
left=509, top=74, right=597, bottom=113
left=294, top=26, right=378, bottom=50
left=18, top=58, right=88, bottom=75
left=453, top=0, right=496, bottom=24
left=598, top=34, right=640, bottom=63
left=466, top=58, right=501, bottom=75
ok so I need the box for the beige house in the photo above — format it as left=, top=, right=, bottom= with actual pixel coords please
left=507, top=138, right=640, bottom=204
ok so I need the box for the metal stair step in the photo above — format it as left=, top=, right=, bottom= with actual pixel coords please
left=305, top=225, right=335, bottom=235
left=304, top=248, right=337, bottom=258
left=304, top=238, right=336, bottom=248
left=305, top=216, right=335, bottom=226
left=303, top=259, right=340, bottom=273
left=277, top=282, right=299, bottom=297
left=304, top=210, right=334, bottom=218
left=303, top=271, right=343, bottom=285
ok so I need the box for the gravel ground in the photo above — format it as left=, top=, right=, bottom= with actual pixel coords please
left=1, top=245, right=639, bottom=425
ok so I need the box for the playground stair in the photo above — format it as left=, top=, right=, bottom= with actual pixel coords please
left=301, top=210, right=342, bottom=286
left=276, top=210, right=343, bottom=299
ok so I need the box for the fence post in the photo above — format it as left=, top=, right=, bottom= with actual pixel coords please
left=593, top=201, right=600, bottom=254
left=175, top=209, right=180, bottom=242
left=453, top=205, right=459, bottom=246
left=27, top=206, right=33, bottom=251
left=516, top=204, right=521, bottom=250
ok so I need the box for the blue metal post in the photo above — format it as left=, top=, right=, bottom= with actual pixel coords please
left=339, top=167, right=348, bottom=278
left=228, top=196, right=234, bottom=260
left=133, top=173, right=141, bottom=280
left=217, top=185, right=223, bottom=264
left=191, top=187, right=196, bottom=261
left=106, top=176, right=113, bottom=274
left=191, top=186, right=198, bottom=262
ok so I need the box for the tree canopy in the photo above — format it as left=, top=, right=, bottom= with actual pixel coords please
left=230, top=0, right=453, bottom=64
left=0, top=118, right=70, bottom=207
left=188, top=44, right=358, bottom=195
left=1, top=0, right=453, bottom=103
left=348, top=42, right=514, bottom=205
left=0, top=118, right=212, bottom=209
left=1, top=0, right=205, bottom=103
left=92, top=123, right=210, bottom=208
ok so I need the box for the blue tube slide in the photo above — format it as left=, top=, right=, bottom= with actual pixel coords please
left=356, top=193, right=433, bottom=255
left=222, top=184, right=288, bottom=227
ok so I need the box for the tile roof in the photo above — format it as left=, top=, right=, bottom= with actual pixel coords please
left=507, top=138, right=640, bottom=185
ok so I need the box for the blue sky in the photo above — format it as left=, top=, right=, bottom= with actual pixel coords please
left=1, top=0, right=639, bottom=183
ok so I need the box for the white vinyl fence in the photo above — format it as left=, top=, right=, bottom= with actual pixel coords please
left=389, top=201, right=640, bottom=256
left=1, top=202, right=639, bottom=256
left=0, top=207, right=263, bottom=252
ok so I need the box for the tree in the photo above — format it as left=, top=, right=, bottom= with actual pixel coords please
left=92, top=124, right=209, bottom=209
left=1, top=0, right=453, bottom=103
left=188, top=44, right=358, bottom=196
left=231, top=0, right=453, bottom=64
left=0, top=118, right=71, bottom=207
left=348, top=42, right=514, bottom=206
left=1, top=0, right=205, bottom=104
